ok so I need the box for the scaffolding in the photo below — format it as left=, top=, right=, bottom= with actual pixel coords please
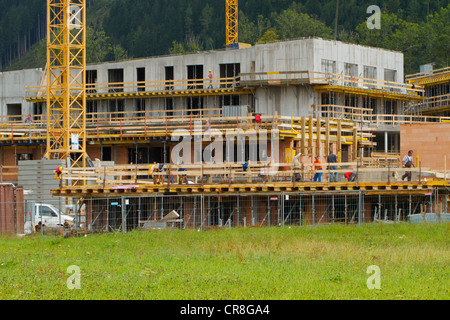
left=1, top=182, right=448, bottom=235
left=406, top=67, right=450, bottom=116
left=64, top=188, right=450, bottom=234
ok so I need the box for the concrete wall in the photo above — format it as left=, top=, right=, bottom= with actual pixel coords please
left=311, top=40, right=403, bottom=82
left=0, top=38, right=404, bottom=119
left=400, top=123, right=450, bottom=171
left=85, top=38, right=403, bottom=117
left=0, top=68, right=43, bottom=117
left=255, top=85, right=314, bottom=117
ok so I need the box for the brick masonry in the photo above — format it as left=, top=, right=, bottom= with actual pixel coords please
left=401, top=123, right=450, bottom=170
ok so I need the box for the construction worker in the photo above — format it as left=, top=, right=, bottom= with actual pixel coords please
left=327, top=149, right=338, bottom=182
left=313, top=156, right=323, bottom=182
left=157, top=163, right=166, bottom=184
left=242, top=160, right=249, bottom=176
left=149, top=163, right=156, bottom=182
left=208, top=69, right=213, bottom=89
left=254, top=113, right=261, bottom=130
left=345, top=171, right=357, bottom=182
left=150, top=163, right=164, bottom=184
left=178, top=168, right=188, bottom=184
left=402, top=150, right=415, bottom=181
left=293, top=152, right=303, bottom=182
left=54, top=166, right=63, bottom=180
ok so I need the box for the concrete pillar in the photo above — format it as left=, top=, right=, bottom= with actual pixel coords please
left=384, top=132, right=388, bottom=154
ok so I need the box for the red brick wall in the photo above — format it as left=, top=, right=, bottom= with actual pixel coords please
left=87, top=146, right=101, bottom=161
left=115, top=145, right=129, bottom=165
left=400, top=123, right=450, bottom=170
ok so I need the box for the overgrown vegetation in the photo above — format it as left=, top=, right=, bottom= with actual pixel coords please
left=0, top=223, right=448, bottom=300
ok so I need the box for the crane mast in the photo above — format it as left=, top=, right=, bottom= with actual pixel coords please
left=226, top=0, right=238, bottom=47
left=46, top=0, right=87, bottom=184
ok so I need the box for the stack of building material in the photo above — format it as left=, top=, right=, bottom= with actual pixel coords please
left=141, top=210, right=183, bottom=230
left=18, top=159, right=65, bottom=209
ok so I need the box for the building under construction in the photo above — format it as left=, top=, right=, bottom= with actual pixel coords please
left=0, top=1, right=449, bottom=234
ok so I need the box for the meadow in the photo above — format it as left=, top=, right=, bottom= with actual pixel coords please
left=0, top=223, right=448, bottom=300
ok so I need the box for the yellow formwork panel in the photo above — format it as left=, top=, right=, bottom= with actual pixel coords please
left=314, top=85, right=423, bottom=102
left=25, top=88, right=254, bottom=103
left=408, top=73, right=450, bottom=86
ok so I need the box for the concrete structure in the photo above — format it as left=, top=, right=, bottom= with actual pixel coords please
left=407, top=66, right=450, bottom=117
left=1, top=38, right=449, bottom=234
left=3, top=38, right=405, bottom=118
left=0, top=38, right=435, bottom=174
left=0, top=68, right=43, bottom=118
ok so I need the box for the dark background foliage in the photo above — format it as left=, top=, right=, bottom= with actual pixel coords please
left=1, top=0, right=448, bottom=74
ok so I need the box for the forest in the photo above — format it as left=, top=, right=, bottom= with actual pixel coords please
left=0, top=0, right=449, bottom=74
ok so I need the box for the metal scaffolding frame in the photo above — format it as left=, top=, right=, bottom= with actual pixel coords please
left=66, top=188, right=449, bottom=235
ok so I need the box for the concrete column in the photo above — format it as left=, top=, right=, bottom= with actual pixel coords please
left=384, top=132, right=388, bottom=154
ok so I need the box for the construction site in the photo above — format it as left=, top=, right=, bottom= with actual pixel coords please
left=0, top=0, right=449, bottom=236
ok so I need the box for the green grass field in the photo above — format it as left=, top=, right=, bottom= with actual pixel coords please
left=0, top=223, right=448, bottom=300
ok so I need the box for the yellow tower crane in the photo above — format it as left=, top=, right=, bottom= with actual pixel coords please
left=225, top=0, right=238, bottom=47
left=45, top=0, right=88, bottom=185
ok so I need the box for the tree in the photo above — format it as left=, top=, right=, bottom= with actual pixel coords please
left=273, top=7, right=333, bottom=40
left=238, top=12, right=257, bottom=44
left=199, top=4, right=216, bottom=50
left=257, top=29, right=280, bottom=44
left=391, top=21, right=423, bottom=73
left=184, top=3, right=193, bottom=36
left=169, top=32, right=201, bottom=56
left=185, top=32, right=201, bottom=53
left=356, top=11, right=424, bottom=73
left=200, top=4, right=214, bottom=31
left=86, top=26, right=112, bottom=64
left=2, top=0, right=450, bottom=71
left=113, top=44, right=128, bottom=61
left=424, top=5, right=450, bottom=67
left=239, top=12, right=272, bottom=45
left=169, top=41, right=186, bottom=55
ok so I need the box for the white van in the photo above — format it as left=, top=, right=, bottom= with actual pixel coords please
left=33, top=203, right=75, bottom=228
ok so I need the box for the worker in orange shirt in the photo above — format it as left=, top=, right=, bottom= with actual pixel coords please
left=313, top=156, right=323, bottom=182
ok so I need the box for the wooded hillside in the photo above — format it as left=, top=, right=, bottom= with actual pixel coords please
left=1, top=0, right=448, bottom=74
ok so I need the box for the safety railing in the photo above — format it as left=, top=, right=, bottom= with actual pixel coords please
left=409, top=94, right=450, bottom=113
left=240, top=71, right=423, bottom=96
left=406, top=66, right=450, bottom=85
left=0, top=110, right=368, bottom=144
left=313, top=104, right=450, bottom=127
left=26, top=71, right=424, bottom=100
left=25, top=76, right=242, bottom=99
left=57, top=161, right=441, bottom=189
left=310, top=71, right=422, bottom=95
left=0, top=166, right=19, bottom=182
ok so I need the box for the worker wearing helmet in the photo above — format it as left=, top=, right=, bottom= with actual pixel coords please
left=208, top=69, right=213, bottom=89
left=54, top=166, right=63, bottom=180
